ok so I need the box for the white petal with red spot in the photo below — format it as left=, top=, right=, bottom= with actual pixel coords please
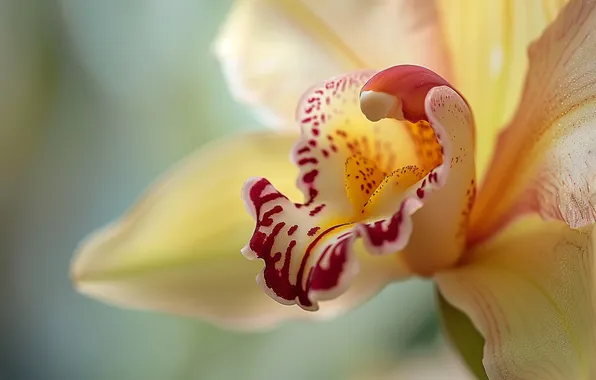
left=242, top=177, right=358, bottom=310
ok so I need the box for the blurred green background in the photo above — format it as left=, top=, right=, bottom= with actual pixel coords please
left=0, top=1, right=449, bottom=379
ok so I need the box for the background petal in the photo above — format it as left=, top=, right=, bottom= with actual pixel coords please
left=214, top=0, right=451, bottom=129
left=72, top=132, right=309, bottom=329
left=73, top=131, right=409, bottom=328
left=470, top=0, right=596, bottom=244
left=437, top=216, right=596, bottom=380
left=437, top=0, right=568, bottom=177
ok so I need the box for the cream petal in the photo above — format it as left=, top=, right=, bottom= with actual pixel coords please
left=72, top=131, right=403, bottom=329
left=436, top=216, right=596, bottom=380
left=214, top=0, right=451, bottom=128
left=437, top=0, right=568, bottom=176
left=470, top=0, right=596, bottom=244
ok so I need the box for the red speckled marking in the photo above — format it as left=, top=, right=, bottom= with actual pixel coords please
left=309, top=235, right=353, bottom=293
left=303, top=170, right=318, bottom=184
left=243, top=177, right=359, bottom=310
left=243, top=174, right=417, bottom=309
left=246, top=179, right=298, bottom=302
left=360, top=203, right=406, bottom=248
left=298, top=157, right=318, bottom=166
left=456, top=179, right=476, bottom=241
left=309, top=204, right=325, bottom=217
left=307, top=227, right=321, bottom=236
left=288, top=225, right=298, bottom=236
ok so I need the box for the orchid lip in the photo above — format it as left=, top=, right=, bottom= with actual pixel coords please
left=242, top=66, right=474, bottom=309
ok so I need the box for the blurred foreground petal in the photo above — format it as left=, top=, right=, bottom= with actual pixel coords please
left=437, top=216, right=596, bottom=379
left=214, top=0, right=450, bottom=128
left=438, top=0, right=568, bottom=176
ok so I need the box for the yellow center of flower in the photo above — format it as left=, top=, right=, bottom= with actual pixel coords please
left=343, top=120, right=443, bottom=221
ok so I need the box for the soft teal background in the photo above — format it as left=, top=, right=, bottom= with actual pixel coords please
left=1, top=1, right=442, bottom=379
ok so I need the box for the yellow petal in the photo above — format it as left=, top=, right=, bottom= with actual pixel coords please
left=437, top=0, right=568, bottom=177
left=436, top=216, right=596, bottom=380
left=72, top=131, right=406, bottom=328
left=71, top=132, right=299, bottom=328
left=470, top=0, right=596, bottom=244
left=214, top=0, right=451, bottom=128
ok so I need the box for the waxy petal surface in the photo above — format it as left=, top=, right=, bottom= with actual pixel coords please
left=471, top=0, right=596, bottom=244
left=214, top=0, right=451, bottom=128
left=437, top=217, right=596, bottom=380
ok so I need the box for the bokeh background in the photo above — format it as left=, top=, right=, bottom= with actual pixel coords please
left=1, top=1, right=470, bottom=379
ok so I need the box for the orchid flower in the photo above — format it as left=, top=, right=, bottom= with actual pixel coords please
left=71, top=0, right=596, bottom=378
